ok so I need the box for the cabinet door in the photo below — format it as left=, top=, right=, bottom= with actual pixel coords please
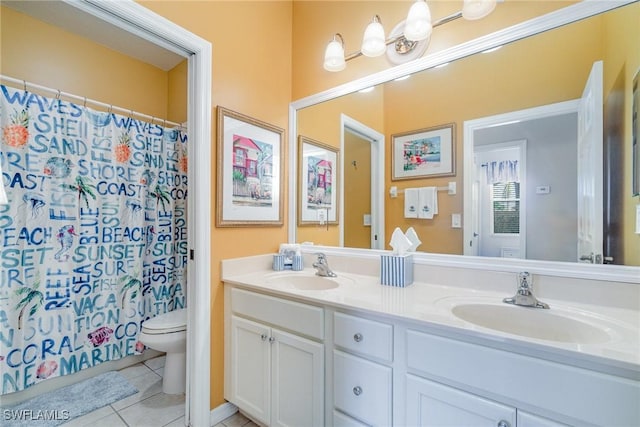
left=518, top=411, right=569, bottom=427
left=230, top=315, right=271, bottom=425
left=271, top=328, right=324, bottom=427
left=406, top=374, right=516, bottom=427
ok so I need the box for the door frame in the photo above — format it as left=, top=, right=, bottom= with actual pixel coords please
left=340, top=114, right=385, bottom=249
left=63, top=1, right=213, bottom=425
left=463, top=99, right=579, bottom=256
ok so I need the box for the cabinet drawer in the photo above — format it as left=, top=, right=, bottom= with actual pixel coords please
left=333, top=350, right=392, bottom=426
left=231, top=287, right=324, bottom=340
left=334, top=312, right=393, bottom=362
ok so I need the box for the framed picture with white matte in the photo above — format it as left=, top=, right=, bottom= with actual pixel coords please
left=216, top=106, right=284, bottom=227
left=298, top=135, right=339, bottom=225
left=392, top=123, right=456, bottom=181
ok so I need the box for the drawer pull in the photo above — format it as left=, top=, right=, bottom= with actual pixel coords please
left=260, top=334, right=268, bottom=341
left=268, top=336, right=276, bottom=343
left=497, top=421, right=510, bottom=427
left=353, top=333, right=363, bottom=342
left=352, top=386, right=363, bottom=396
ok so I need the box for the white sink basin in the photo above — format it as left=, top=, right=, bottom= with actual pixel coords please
left=266, top=271, right=353, bottom=291
left=450, top=303, right=612, bottom=344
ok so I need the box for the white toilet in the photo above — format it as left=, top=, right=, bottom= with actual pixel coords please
left=139, top=308, right=187, bottom=394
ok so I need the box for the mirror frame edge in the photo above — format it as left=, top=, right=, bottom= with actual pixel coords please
left=289, top=0, right=640, bottom=284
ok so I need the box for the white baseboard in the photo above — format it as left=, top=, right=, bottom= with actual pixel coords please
left=210, top=401, right=238, bottom=426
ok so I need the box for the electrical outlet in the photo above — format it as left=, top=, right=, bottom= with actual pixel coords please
left=451, top=213, right=461, bottom=228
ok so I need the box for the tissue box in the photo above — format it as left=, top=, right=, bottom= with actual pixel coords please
left=380, top=254, right=414, bottom=287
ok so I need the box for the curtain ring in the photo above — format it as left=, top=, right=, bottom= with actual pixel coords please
left=163, top=119, right=167, bottom=128
left=56, top=89, right=61, bottom=100
left=83, top=97, right=87, bottom=108
left=108, top=105, right=113, bottom=114
left=23, top=80, right=28, bottom=92
left=129, top=109, right=134, bottom=118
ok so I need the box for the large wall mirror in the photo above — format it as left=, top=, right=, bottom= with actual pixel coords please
left=290, top=0, right=640, bottom=271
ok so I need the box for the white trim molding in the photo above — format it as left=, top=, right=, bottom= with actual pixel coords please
left=61, top=1, right=213, bottom=426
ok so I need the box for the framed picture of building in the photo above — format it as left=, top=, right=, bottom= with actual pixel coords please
left=216, top=106, right=284, bottom=227
left=391, top=123, right=456, bottom=180
left=298, top=135, right=339, bottom=225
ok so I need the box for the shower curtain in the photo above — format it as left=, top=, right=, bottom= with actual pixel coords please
left=0, top=84, right=188, bottom=394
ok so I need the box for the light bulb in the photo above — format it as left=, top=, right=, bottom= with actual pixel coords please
left=404, top=0, right=432, bottom=42
left=323, top=34, right=346, bottom=72
left=462, top=0, right=497, bottom=20
left=361, top=15, right=386, bottom=57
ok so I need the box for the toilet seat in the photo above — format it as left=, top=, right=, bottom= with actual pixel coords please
left=142, top=308, right=187, bottom=335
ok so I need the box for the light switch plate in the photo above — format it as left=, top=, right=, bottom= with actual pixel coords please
left=451, top=213, right=461, bottom=228
left=363, top=214, right=371, bottom=226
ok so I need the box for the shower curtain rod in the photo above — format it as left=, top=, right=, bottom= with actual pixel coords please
left=1, top=74, right=185, bottom=129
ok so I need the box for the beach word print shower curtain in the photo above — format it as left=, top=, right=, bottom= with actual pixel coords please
left=0, top=85, right=188, bottom=394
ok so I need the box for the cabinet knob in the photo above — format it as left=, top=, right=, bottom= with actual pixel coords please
left=353, top=333, right=363, bottom=342
left=268, top=336, right=276, bottom=343
left=497, top=421, right=510, bottom=427
left=352, top=386, right=363, bottom=396
left=261, top=334, right=268, bottom=341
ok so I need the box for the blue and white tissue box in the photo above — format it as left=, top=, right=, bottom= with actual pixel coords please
left=380, top=254, right=414, bottom=287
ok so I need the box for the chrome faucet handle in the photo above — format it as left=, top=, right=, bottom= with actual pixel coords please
left=315, top=253, right=327, bottom=263
left=518, top=271, right=532, bottom=293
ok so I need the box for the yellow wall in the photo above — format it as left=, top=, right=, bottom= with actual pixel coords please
left=0, top=6, right=171, bottom=120
left=602, top=3, right=640, bottom=265
left=291, top=1, right=578, bottom=99
left=297, top=87, right=383, bottom=245
left=344, top=131, right=372, bottom=249
left=383, top=12, right=605, bottom=254
left=137, top=1, right=293, bottom=409
left=2, top=1, right=293, bottom=410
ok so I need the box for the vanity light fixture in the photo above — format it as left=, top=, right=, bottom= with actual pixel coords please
left=323, top=0, right=498, bottom=72
left=361, top=15, right=386, bottom=57
left=323, top=33, right=346, bottom=72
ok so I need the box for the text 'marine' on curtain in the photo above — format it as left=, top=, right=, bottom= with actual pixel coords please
left=0, top=85, right=188, bottom=394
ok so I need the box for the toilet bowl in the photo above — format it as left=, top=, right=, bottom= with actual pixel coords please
left=139, top=308, right=187, bottom=394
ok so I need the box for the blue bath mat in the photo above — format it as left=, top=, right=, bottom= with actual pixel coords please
left=2, top=371, right=138, bottom=426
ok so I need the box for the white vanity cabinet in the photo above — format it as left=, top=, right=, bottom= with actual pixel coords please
left=226, top=287, right=325, bottom=427
left=332, top=312, right=393, bottom=426
left=405, top=329, right=636, bottom=427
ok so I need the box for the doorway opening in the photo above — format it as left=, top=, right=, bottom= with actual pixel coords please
left=340, top=115, right=385, bottom=249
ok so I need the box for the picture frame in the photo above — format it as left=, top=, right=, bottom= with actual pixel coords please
left=298, top=135, right=339, bottom=225
left=391, top=123, right=456, bottom=181
left=216, top=106, right=284, bottom=227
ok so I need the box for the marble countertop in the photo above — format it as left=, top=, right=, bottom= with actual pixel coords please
left=222, top=264, right=640, bottom=379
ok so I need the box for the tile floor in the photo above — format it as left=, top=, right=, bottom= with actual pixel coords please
left=63, top=355, right=256, bottom=427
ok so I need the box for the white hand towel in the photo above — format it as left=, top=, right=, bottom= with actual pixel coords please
left=404, top=188, right=419, bottom=218
left=418, top=187, right=438, bottom=219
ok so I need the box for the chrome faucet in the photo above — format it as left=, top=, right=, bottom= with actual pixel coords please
left=312, top=253, right=337, bottom=277
left=503, top=272, right=549, bottom=309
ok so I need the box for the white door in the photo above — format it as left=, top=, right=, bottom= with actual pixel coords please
left=406, top=374, right=516, bottom=426
left=230, top=316, right=271, bottom=425
left=577, top=61, right=604, bottom=263
left=270, top=328, right=324, bottom=427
